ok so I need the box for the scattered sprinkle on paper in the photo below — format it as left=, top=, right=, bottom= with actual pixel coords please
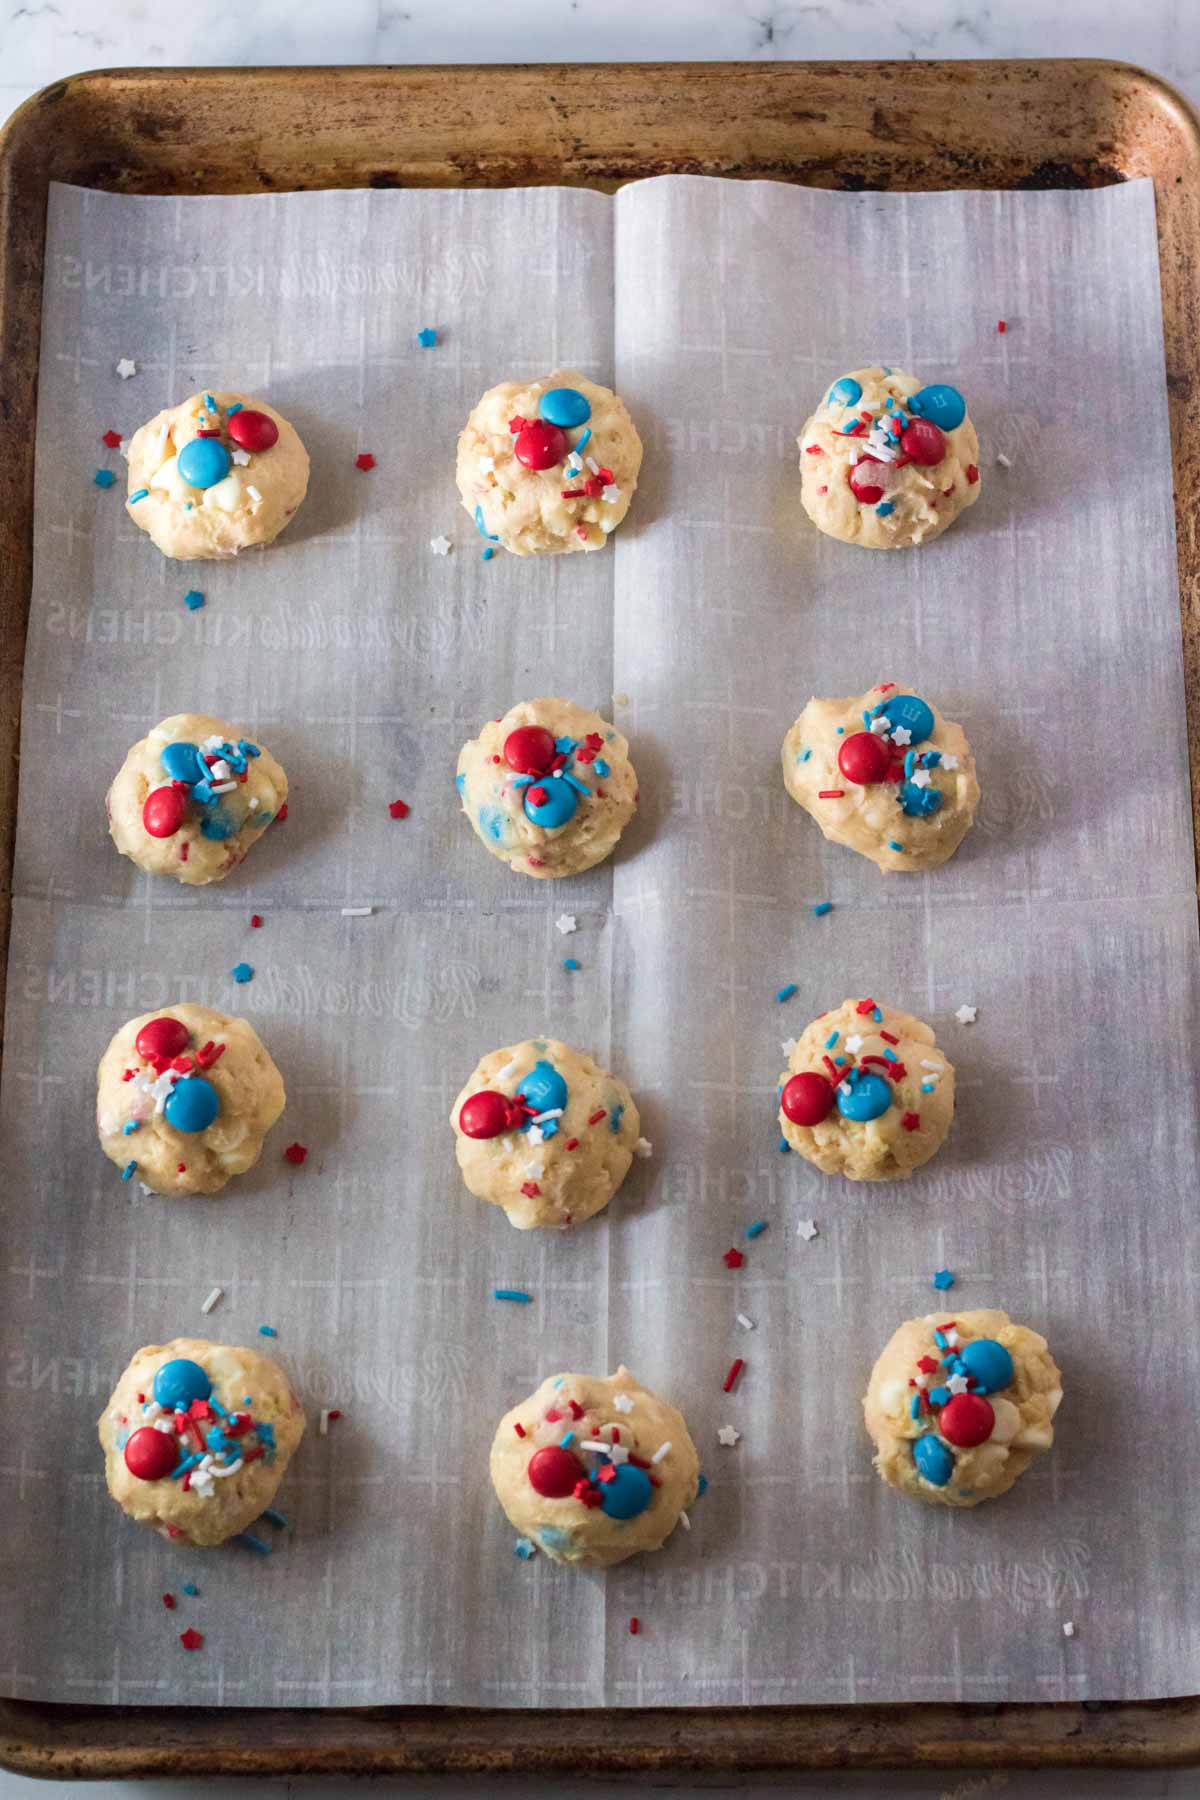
left=430, top=535, right=452, bottom=555
left=555, top=913, right=577, bottom=935
left=200, top=1286, right=223, bottom=1315
left=283, top=1142, right=308, bottom=1166
left=389, top=798, right=410, bottom=820
left=417, top=327, right=438, bottom=347
left=355, top=452, right=376, bottom=472
left=955, top=1003, right=978, bottom=1025
left=231, top=962, right=253, bottom=984
left=1063, top=1621, right=1076, bottom=1639
left=717, top=1425, right=740, bottom=1447
left=93, top=468, right=116, bottom=489
left=183, top=589, right=204, bottom=612
left=634, top=1137, right=652, bottom=1158
left=341, top=905, right=373, bottom=917
left=797, top=1218, right=819, bottom=1242
left=933, top=1268, right=955, bottom=1291
left=116, top=357, right=137, bottom=380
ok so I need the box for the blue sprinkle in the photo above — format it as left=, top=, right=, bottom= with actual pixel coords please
left=800, top=748, right=812, bottom=762
left=473, top=503, right=499, bottom=542
left=872, top=1007, right=882, bottom=1023
left=203, top=392, right=216, bottom=410
left=824, top=1030, right=839, bottom=1049
left=417, top=327, right=438, bottom=347
left=888, top=840, right=904, bottom=852
left=261, top=1507, right=289, bottom=1529
left=778, top=1137, right=791, bottom=1153
left=884, top=397, right=893, bottom=410
left=594, top=758, right=610, bottom=778
left=812, top=901, right=833, bottom=917
left=834, top=1056, right=846, bottom=1066
left=182, top=1582, right=199, bottom=1596
left=93, top=468, right=116, bottom=488
left=234, top=1532, right=272, bottom=1555
left=933, top=1330, right=948, bottom=1350
left=514, top=1537, right=536, bottom=1559
left=170, top=1453, right=202, bottom=1480
left=258, top=1324, right=278, bottom=1337
left=745, top=1220, right=767, bottom=1239
left=494, top=1288, right=533, bottom=1304
left=861, top=712, right=872, bottom=729
left=559, top=1430, right=575, bottom=1447
left=129, top=488, right=149, bottom=503
left=921, top=1081, right=935, bottom=1093
left=122, top=1120, right=139, bottom=1135
left=922, top=749, right=942, bottom=768
left=541, top=1120, right=559, bottom=1139
left=875, top=501, right=895, bottom=517
left=882, top=1048, right=898, bottom=1063
left=929, top=1386, right=951, bottom=1407
left=610, top=1104, right=624, bottom=1134
left=562, top=958, right=580, bottom=971
left=776, top=983, right=797, bottom=1003
left=208, top=1397, right=230, bottom=1419
left=183, top=589, right=205, bottom=612
left=255, top=1420, right=276, bottom=1454
left=482, top=546, right=496, bottom=560
left=574, top=427, right=592, bottom=455
left=904, top=751, right=916, bottom=779
left=121, top=1161, right=137, bottom=1181
left=697, top=1474, right=709, bottom=1497
left=226, top=402, right=244, bottom=416
left=933, top=1269, right=955, bottom=1291
left=835, top=726, right=844, bottom=735
left=238, top=738, right=261, bottom=758
left=231, top=962, right=254, bottom=983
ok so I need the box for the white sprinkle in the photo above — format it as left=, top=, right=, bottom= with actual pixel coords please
left=202, top=734, right=224, bottom=750
left=737, top=1313, right=755, bottom=1331
left=341, top=906, right=373, bottom=917
left=890, top=725, right=913, bottom=747
left=838, top=1082, right=851, bottom=1098
left=781, top=1037, right=798, bottom=1057
left=797, top=1218, right=819, bottom=1242
left=607, top=1443, right=629, bottom=1465
left=634, top=1137, right=652, bottom=1158
left=554, top=913, right=577, bottom=936
left=920, top=1059, right=942, bottom=1071
left=531, top=1108, right=563, bottom=1123
left=210, top=780, right=237, bottom=794
left=612, top=1392, right=635, bottom=1414
left=955, top=1003, right=978, bottom=1025
left=231, top=447, right=252, bottom=466
left=910, top=768, right=932, bottom=789
left=527, top=1125, right=545, bottom=1147
left=996, top=452, right=1012, bottom=468
left=602, top=483, right=621, bottom=504
left=651, top=1441, right=671, bottom=1464
left=1063, top=1621, right=1076, bottom=1639
left=580, top=1440, right=610, bottom=1454
left=119, top=438, right=129, bottom=460
left=496, top=1058, right=520, bottom=1082
left=717, top=1424, right=740, bottom=1447
left=678, top=1511, right=690, bottom=1530
left=209, top=1455, right=243, bottom=1479
left=116, top=357, right=137, bottom=379
left=946, top=1372, right=970, bottom=1395
left=586, top=455, right=600, bottom=474
left=200, top=1286, right=223, bottom=1315
left=941, top=753, right=959, bottom=770
left=524, top=1160, right=544, bottom=1179
left=845, top=1034, right=865, bottom=1054
left=501, top=1137, right=514, bottom=1155
left=248, top=796, right=259, bottom=811
left=152, top=1417, right=175, bottom=1434
left=478, top=455, right=496, bottom=474
left=319, top=1408, right=331, bottom=1436
left=246, top=484, right=262, bottom=503
left=429, top=534, right=452, bottom=556
left=870, top=715, right=890, bottom=736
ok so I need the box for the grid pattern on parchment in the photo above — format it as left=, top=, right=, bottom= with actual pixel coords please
left=0, top=176, right=1196, bottom=1707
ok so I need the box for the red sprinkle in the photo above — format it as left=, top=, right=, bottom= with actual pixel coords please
left=180, top=843, right=189, bottom=862
left=162, top=1593, right=176, bottom=1609
left=804, top=444, right=823, bottom=455
left=276, top=804, right=288, bottom=822
left=520, top=1180, right=540, bottom=1198
left=284, top=1142, right=308, bottom=1166
left=177, top=1163, right=186, bottom=1173
left=901, top=1112, right=921, bottom=1132
left=821, top=1054, right=838, bottom=1080
left=102, top=428, right=122, bottom=448
left=629, top=1617, right=640, bottom=1635
left=389, top=798, right=410, bottom=819
left=817, top=485, right=828, bottom=495
left=856, top=998, right=877, bottom=1015
left=355, top=452, right=376, bottom=472
left=997, top=320, right=1007, bottom=333
left=722, top=1247, right=744, bottom=1270
left=588, top=1109, right=606, bottom=1126
left=514, top=1422, right=526, bottom=1437
left=568, top=1399, right=584, bottom=1420
left=722, top=1357, right=744, bottom=1393
left=888, top=1063, right=907, bottom=1082
left=817, top=790, right=845, bottom=800
left=179, top=1629, right=203, bottom=1651
left=879, top=1030, right=899, bottom=1046
left=250, top=914, right=263, bottom=928
left=918, top=1355, right=939, bottom=1373
left=876, top=682, right=896, bottom=693
left=966, top=465, right=979, bottom=485
left=564, top=1137, right=579, bottom=1151
left=327, top=1410, right=341, bottom=1421
left=860, top=1054, right=890, bottom=1070
left=560, top=489, right=586, bottom=499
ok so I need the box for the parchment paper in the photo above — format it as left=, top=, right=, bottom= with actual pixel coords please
left=1, top=174, right=1196, bottom=1708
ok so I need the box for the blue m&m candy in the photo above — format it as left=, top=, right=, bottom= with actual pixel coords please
left=837, top=1071, right=892, bottom=1122
left=160, top=741, right=207, bottom=785
left=517, top=1059, right=568, bottom=1118
left=960, top=1338, right=1014, bottom=1395
left=828, top=375, right=863, bottom=408
left=909, top=383, right=966, bottom=433
left=883, top=693, right=935, bottom=745
left=164, top=1075, right=220, bottom=1134
left=524, top=777, right=578, bottom=830
left=177, top=436, right=232, bottom=490
left=913, top=1434, right=954, bottom=1487
left=538, top=387, right=591, bottom=430
left=598, top=1462, right=653, bottom=1521
left=152, top=1356, right=212, bottom=1411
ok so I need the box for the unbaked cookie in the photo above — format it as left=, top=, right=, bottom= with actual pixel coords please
left=450, top=1037, right=643, bottom=1229
left=456, top=369, right=642, bottom=555
left=456, top=699, right=637, bottom=879
left=97, top=1002, right=285, bottom=1195
left=107, top=713, right=287, bottom=886
left=863, top=1309, right=1062, bottom=1507
left=779, top=998, right=954, bottom=1180
left=782, top=683, right=979, bottom=873
left=799, top=367, right=980, bottom=549
left=99, top=1338, right=305, bottom=1546
left=125, top=390, right=309, bottom=559
left=490, top=1366, right=699, bottom=1565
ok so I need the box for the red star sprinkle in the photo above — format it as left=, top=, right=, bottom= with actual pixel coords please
left=102, top=429, right=122, bottom=448
left=162, top=1593, right=176, bottom=1609
left=250, top=914, right=263, bottom=928
left=595, top=1462, right=617, bottom=1484
left=917, top=1355, right=939, bottom=1373
left=283, top=1142, right=309, bottom=1166
left=355, top=452, right=376, bottom=472
left=722, top=1247, right=744, bottom=1270
left=520, top=1180, right=541, bottom=1199
left=901, top=1112, right=921, bottom=1132
left=574, top=1480, right=603, bottom=1508
left=389, top=798, right=410, bottom=819
left=888, top=1063, right=907, bottom=1082
left=179, top=1629, right=203, bottom=1651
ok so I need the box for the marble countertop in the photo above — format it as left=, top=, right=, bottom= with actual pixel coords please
left=1, top=1, right=1198, bottom=1795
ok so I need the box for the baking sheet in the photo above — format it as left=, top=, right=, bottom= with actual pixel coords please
left=1, top=174, right=1196, bottom=1708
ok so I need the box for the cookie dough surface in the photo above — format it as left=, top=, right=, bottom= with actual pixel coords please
left=863, top=1309, right=1062, bottom=1507
left=779, top=999, right=954, bottom=1180
left=456, top=698, right=637, bottom=879
left=99, top=1337, right=305, bottom=1546
left=456, top=369, right=642, bottom=555
left=451, top=1037, right=642, bottom=1229
left=97, top=1002, right=285, bottom=1196
left=125, top=390, right=309, bottom=559
left=799, top=367, right=980, bottom=549
left=490, top=1367, right=699, bottom=1565
left=782, top=684, right=979, bottom=873
left=107, top=713, right=287, bottom=886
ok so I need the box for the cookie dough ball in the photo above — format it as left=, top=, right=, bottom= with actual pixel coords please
left=864, top=1309, right=1062, bottom=1507
left=451, top=1037, right=643, bottom=1229
left=456, top=369, right=642, bottom=555
left=782, top=684, right=979, bottom=873
left=125, top=390, right=309, bottom=559
left=97, top=1002, right=285, bottom=1196
left=491, top=1366, right=699, bottom=1565
left=107, top=713, right=287, bottom=886
left=779, top=998, right=954, bottom=1181
left=798, top=367, right=980, bottom=549
left=456, top=699, right=637, bottom=879
left=99, top=1338, right=305, bottom=1546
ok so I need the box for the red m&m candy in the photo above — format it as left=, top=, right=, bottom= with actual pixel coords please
left=848, top=454, right=886, bottom=505
left=837, top=731, right=889, bottom=786
left=459, top=1090, right=520, bottom=1139
left=938, top=1392, right=995, bottom=1448
left=527, top=1444, right=582, bottom=1498
left=124, top=1425, right=179, bottom=1481
left=513, top=421, right=568, bottom=471
left=504, top=725, right=556, bottom=775
left=142, top=785, right=187, bottom=839
left=227, top=409, right=279, bottom=453
left=899, top=418, right=947, bottom=467
left=781, top=1071, right=835, bottom=1128
left=135, top=1016, right=191, bottom=1063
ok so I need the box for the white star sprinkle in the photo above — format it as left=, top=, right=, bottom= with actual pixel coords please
left=116, top=358, right=137, bottom=379
left=870, top=715, right=890, bottom=735
left=429, top=535, right=452, bottom=555
left=955, top=1004, right=978, bottom=1025
left=717, top=1424, right=740, bottom=1447
left=890, top=725, right=912, bottom=746
left=797, top=1218, right=819, bottom=1242
left=612, top=1392, right=635, bottom=1414
left=527, top=1126, right=545, bottom=1147
left=946, top=1372, right=971, bottom=1395
left=634, top=1137, right=653, bottom=1158
left=781, top=1037, right=798, bottom=1057
left=231, top=447, right=252, bottom=466
left=601, top=483, right=621, bottom=504
left=554, top=914, right=577, bottom=936
left=911, top=768, right=932, bottom=789
left=478, top=456, right=495, bottom=474
left=845, top=1034, right=865, bottom=1054
left=941, top=753, right=959, bottom=770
